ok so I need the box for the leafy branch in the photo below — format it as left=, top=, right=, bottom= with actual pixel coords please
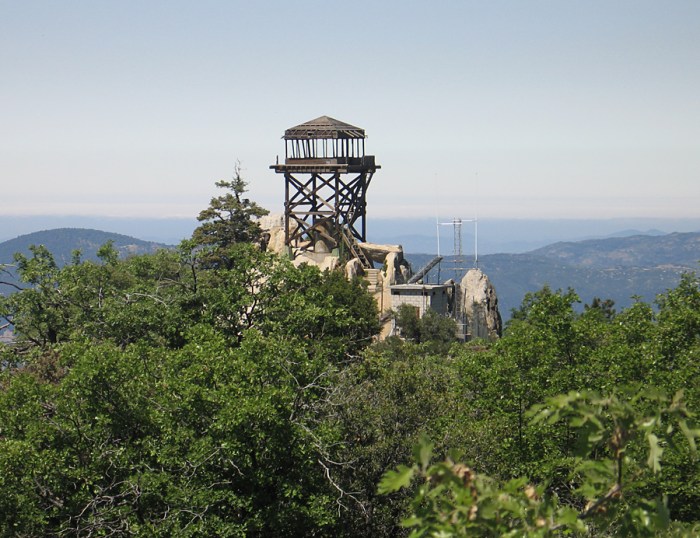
left=380, top=387, right=699, bottom=536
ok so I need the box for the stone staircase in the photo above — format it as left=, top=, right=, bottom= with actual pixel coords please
left=364, top=268, right=382, bottom=293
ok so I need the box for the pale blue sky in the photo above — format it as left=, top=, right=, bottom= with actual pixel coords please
left=2, top=1, right=699, bottom=220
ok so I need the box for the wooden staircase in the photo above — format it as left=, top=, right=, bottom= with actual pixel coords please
left=340, top=226, right=373, bottom=270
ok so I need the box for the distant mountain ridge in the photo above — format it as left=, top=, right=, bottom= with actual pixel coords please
left=530, top=232, right=700, bottom=269
left=407, top=231, right=700, bottom=321
left=3, top=215, right=700, bottom=253
left=0, top=228, right=171, bottom=266
left=2, top=228, right=699, bottom=324
left=366, top=217, right=700, bottom=255
left=0, top=216, right=197, bottom=245
left=599, top=228, right=666, bottom=239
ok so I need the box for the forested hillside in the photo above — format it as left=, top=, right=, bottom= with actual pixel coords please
left=1, top=182, right=699, bottom=536
left=0, top=228, right=169, bottom=266
left=0, top=229, right=170, bottom=298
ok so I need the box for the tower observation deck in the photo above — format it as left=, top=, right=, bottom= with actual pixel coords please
left=270, top=116, right=380, bottom=260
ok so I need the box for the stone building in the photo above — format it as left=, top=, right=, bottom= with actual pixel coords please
left=389, top=283, right=451, bottom=318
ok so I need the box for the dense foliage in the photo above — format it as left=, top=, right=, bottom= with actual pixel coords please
left=0, top=239, right=380, bottom=536
left=393, top=303, right=458, bottom=353
left=1, top=182, right=699, bottom=536
left=376, top=281, right=700, bottom=536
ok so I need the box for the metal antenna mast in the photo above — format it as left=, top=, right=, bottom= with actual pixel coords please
left=453, top=218, right=463, bottom=281
left=438, top=217, right=477, bottom=280
left=437, top=216, right=478, bottom=340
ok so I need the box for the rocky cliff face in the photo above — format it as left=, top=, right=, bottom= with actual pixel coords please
left=459, top=268, right=502, bottom=340
left=260, top=215, right=411, bottom=317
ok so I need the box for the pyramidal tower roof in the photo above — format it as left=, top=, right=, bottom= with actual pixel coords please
left=284, top=115, right=366, bottom=140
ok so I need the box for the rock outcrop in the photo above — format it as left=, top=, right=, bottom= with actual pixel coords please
left=260, top=213, right=411, bottom=297
left=358, top=242, right=403, bottom=263
left=345, top=258, right=364, bottom=280
left=259, top=214, right=287, bottom=254
left=459, top=268, right=502, bottom=340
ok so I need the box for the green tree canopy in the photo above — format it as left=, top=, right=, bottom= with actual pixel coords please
left=192, top=165, right=269, bottom=268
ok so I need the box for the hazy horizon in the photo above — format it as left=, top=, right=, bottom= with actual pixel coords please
left=3, top=214, right=700, bottom=255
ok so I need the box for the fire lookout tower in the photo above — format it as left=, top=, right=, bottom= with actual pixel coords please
left=270, top=116, right=380, bottom=267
